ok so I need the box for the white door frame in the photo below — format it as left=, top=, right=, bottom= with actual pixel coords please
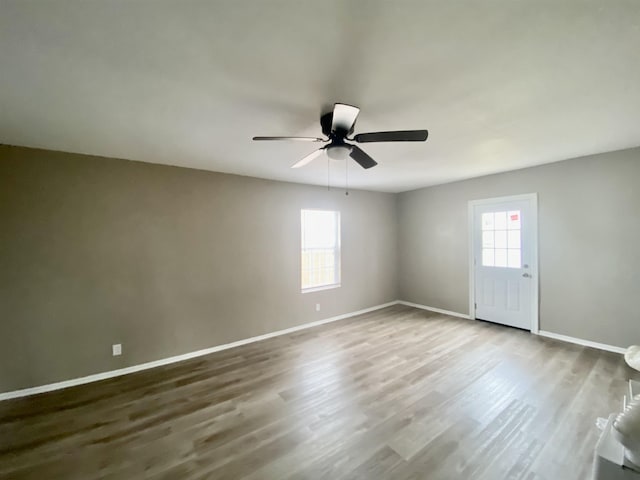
left=468, top=193, right=539, bottom=333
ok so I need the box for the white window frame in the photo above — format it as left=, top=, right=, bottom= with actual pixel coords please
left=301, top=209, right=341, bottom=293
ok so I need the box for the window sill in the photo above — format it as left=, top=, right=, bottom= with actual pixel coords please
left=301, top=284, right=341, bottom=294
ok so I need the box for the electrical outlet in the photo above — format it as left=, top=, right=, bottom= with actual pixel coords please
left=112, top=344, right=122, bottom=356
left=315, top=303, right=321, bottom=312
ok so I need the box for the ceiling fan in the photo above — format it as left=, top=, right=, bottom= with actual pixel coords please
left=253, top=103, right=428, bottom=169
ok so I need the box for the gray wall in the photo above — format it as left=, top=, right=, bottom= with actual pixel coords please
left=3, top=144, right=639, bottom=393
left=0, top=146, right=398, bottom=392
left=398, top=148, right=640, bottom=349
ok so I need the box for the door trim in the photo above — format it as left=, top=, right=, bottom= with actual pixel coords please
left=468, top=193, right=539, bottom=333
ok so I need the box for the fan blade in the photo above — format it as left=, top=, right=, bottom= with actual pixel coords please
left=354, top=130, right=429, bottom=143
left=349, top=145, right=378, bottom=169
left=253, top=136, right=325, bottom=142
left=291, top=148, right=326, bottom=168
left=331, top=104, right=360, bottom=134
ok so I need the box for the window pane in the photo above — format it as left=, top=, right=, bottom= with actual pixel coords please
left=508, top=230, right=521, bottom=249
left=482, top=249, right=495, bottom=267
left=507, top=210, right=521, bottom=230
left=482, top=212, right=494, bottom=230
left=302, top=210, right=337, bottom=249
left=301, top=209, right=340, bottom=290
left=508, top=249, right=521, bottom=268
left=482, top=231, right=494, bottom=248
left=495, top=248, right=507, bottom=267
left=494, top=211, right=507, bottom=230
left=494, top=230, right=507, bottom=249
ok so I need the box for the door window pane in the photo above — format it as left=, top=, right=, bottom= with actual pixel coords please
left=508, top=249, right=521, bottom=268
left=494, top=212, right=507, bottom=230
left=508, top=230, right=521, bottom=249
left=507, top=211, right=521, bottom=230
left=482, top=231, right=494, bottom=248
left=482, top=249, right=495, bottom=267
left=482, top=213, right=494, bottom=230
left=495, top=248, right=508, bottom=267
left=480, top=209, right=522, bottom=269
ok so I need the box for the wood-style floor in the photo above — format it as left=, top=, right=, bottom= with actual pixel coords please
left=1, top=305, right=637, bottom=480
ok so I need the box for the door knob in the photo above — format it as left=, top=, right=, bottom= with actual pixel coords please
left=522, top=273, right=531, bottom=278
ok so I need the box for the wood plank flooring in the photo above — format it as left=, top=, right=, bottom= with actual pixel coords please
left=1, top=305, right=638, bottom=480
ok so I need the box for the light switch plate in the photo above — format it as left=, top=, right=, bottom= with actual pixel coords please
left=112, top=344, right=122, bottom=356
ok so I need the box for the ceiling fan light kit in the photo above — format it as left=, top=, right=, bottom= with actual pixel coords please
left=253, top=103, right=429, bottom=170
left=326, top=144, right=351, bottom=161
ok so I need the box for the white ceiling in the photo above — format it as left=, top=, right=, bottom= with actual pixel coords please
left=2, top=1, right=640, bottom=192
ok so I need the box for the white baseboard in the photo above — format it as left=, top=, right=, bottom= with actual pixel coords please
left=397, top=300, right=472, bottom=320
left=397, top=302, right=625, bottom=355
left=537, top=330, right=626, bottom=355
left=2, top=301, right=625, bottom=401
left=0, top=301, right=399, bottom=401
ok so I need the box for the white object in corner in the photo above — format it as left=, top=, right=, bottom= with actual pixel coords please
left=537, top=330, right=626, bottom=354
left=0, top=301, right=399, bottom=402
left=594, top=413, right=640, bottom=479
left=626, top=346, right=640, bottom=372
left=613, top=394, right=640, bottom=467
left=593, top=381, right=640, bottom=479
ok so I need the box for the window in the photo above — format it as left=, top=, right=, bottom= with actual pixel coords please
left=301, top=209, right=341, bottom=291
left=481, top=210, right=521, bottom=268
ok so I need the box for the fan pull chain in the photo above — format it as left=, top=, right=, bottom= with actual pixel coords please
left=327, top=155, right=330, bottom=191
left=345, top=157, right=349, bottom=196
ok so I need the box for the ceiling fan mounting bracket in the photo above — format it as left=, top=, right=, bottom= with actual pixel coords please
left=320, top=112, right=333, bottom=137
left=321, top=111, right=357, bottom=138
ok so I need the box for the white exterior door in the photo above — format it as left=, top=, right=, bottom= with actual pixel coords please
left=471, top=195, right=537, bottom=331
